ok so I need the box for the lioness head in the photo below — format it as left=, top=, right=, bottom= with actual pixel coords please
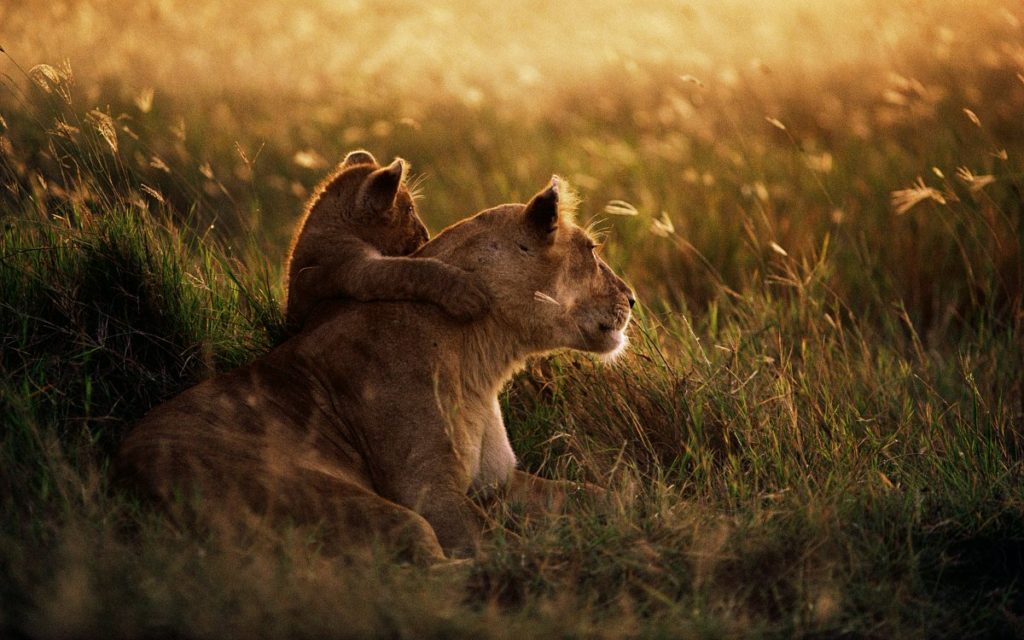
left=419, top=178, right=635, bottom=357
left=309, top=150, right=429, bottom=256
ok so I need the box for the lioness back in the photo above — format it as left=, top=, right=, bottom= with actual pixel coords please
left=284, top=150, right=489, bottom=331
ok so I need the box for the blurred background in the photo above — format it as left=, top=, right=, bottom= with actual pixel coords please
left=2, top=0, right=1022, bottom=327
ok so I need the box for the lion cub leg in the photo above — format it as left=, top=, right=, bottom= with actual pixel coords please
left=327, top=252, right=491, bottom=323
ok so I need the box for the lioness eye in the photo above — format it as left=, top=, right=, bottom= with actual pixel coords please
left=517, top=243, right=529, bottom=253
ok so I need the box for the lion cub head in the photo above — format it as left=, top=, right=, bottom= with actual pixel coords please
left=308, top=150, right=429, bottom=256
left=418, top=178, right=635, bottom=358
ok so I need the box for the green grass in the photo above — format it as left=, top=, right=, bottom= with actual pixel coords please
left=2, top=2, right=1024, bottom=637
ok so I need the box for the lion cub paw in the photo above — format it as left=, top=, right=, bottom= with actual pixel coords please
left=440, top=273, right=492, bottom=322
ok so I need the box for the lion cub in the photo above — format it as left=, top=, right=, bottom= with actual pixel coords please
left=285, top=150, right=489, bottom=331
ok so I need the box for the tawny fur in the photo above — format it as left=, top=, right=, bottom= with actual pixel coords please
left=116, top=178, right=634, bottom=561
left=284, top=149, right=489, bottom=331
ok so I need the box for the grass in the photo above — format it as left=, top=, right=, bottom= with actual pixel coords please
left=2, top=0, right=1023, bottom=637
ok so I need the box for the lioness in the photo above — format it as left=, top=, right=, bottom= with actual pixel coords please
left=285, top=150, right=490, bottom=331
left=117, top=178, right=634, bottom=560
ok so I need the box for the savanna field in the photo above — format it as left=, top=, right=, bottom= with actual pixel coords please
left=1, top=0, right=1023, bottom=637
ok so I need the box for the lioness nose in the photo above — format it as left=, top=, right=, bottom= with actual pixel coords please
left=628, top=294, right=636, bottom=308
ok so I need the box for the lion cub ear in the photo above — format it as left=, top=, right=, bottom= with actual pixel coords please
left=342, top=149, right=377, bottom=168
left=524, top=176, right=561, bottom=244
left=357, top=158, right=405, bottom=220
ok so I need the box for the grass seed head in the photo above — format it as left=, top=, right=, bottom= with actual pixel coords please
left=891, top=177, right=947, bottom=215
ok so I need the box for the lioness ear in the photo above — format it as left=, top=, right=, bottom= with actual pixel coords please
left=342, top=149, right=377, bottom=168
left=358, top=158, right=405, bottom=218
left=524, top=176, right=560, bottom=243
